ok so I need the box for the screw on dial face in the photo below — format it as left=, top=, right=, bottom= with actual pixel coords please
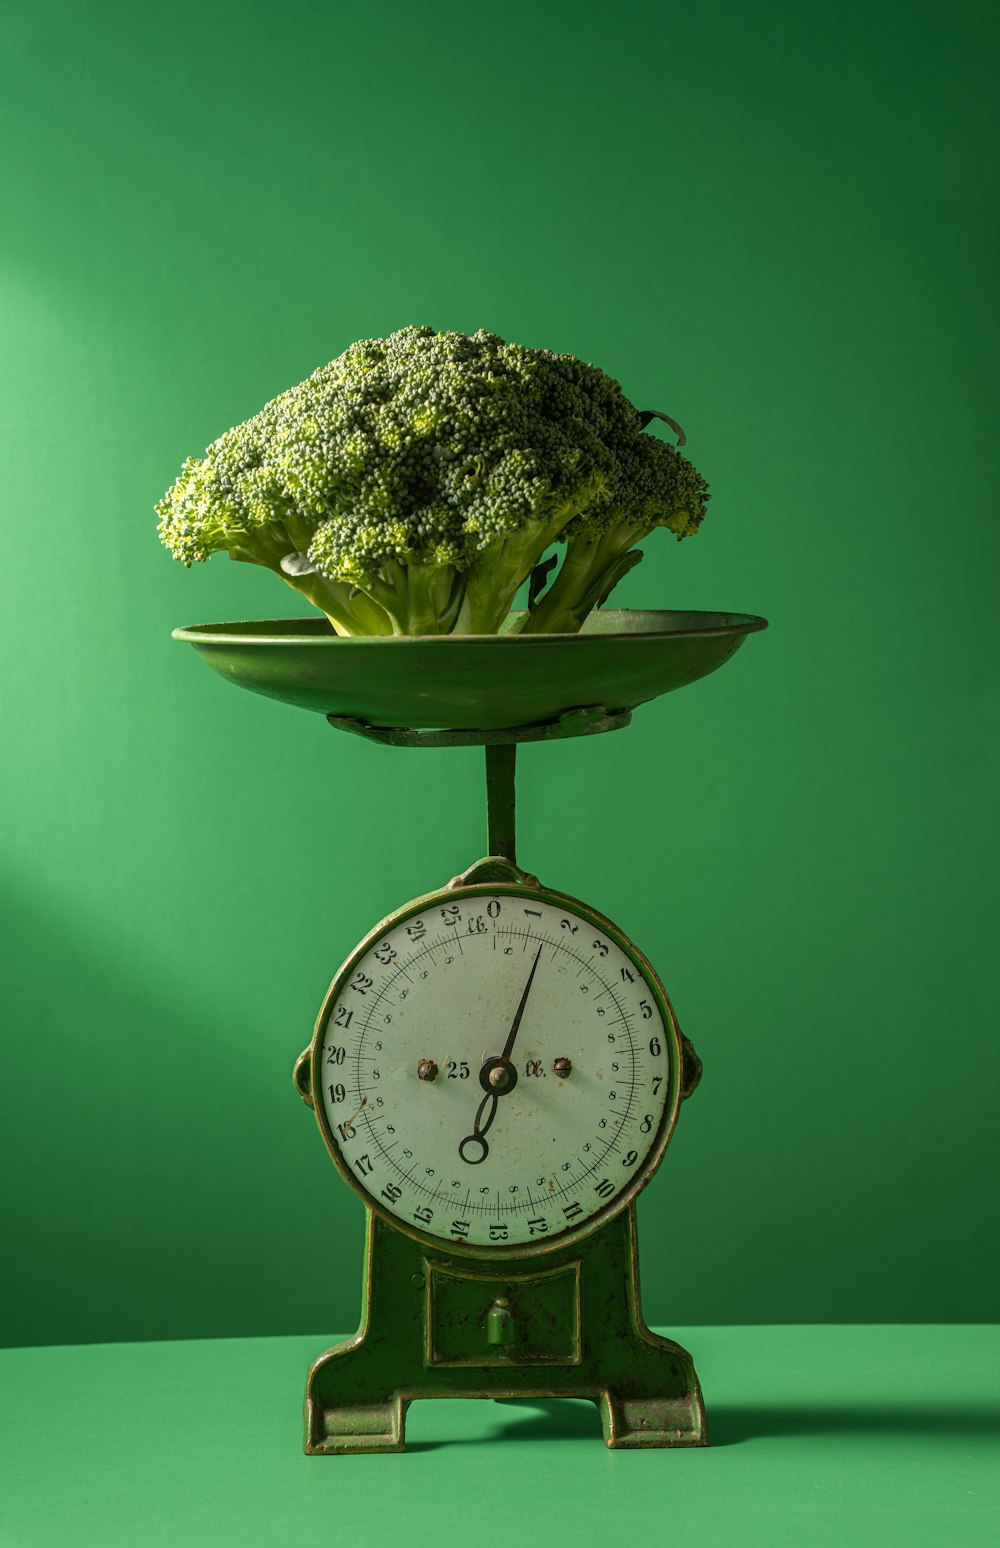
left=316, top=887, right=678, bottom=1252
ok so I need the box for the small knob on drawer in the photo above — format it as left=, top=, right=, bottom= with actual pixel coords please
left=486, top=1296, right=516, bottom=1347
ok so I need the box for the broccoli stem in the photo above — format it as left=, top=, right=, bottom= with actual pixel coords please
left=455, top=474, right=617, bottom=634
left=516, top=523, right=648, bottom=635
left=228, top=521, right=393, bottom=635
left=355, top=560, right=466, bottom=635
left=455, top=520, right=570, bottom=634
left=280, top=569, right=393, bottom=636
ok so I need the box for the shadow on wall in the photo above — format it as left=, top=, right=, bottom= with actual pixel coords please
left=0, top=864, right=351, bottom=1349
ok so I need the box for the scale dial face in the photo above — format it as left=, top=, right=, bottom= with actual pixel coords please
left=312, top=881, right=682, bottom=1256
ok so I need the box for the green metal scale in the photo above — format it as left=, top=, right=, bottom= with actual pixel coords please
left=175, top=608, right=766, bottom=1452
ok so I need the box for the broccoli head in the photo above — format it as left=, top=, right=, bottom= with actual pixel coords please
left=156, top=325, right=708, bottom=635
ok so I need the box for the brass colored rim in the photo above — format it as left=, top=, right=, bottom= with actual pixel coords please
left=307, top=867, right=684, bottom=1263
left=173, top=609, right=768, bottom=646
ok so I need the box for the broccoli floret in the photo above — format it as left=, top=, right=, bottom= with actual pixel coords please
left=156, top=326, right=707, bottom=636
left=155, top=413, right=394, bottom=636
left=513, top=431, right=709, bottom=635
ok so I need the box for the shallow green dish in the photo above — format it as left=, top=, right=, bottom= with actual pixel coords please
left=172, top=609, right=767, bottom=732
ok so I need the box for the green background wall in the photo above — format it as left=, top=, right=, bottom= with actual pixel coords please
left=2, top=0, right=997, bottom=1347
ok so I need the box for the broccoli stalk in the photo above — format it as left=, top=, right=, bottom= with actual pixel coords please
left=516, top=512, right=696, bottom=635
left=343, top=558, right=467, bottom=637
left=514, top=529, right=647, bottom=635
left=274, top=560, right=392, bottom=637
left=516, top=436, right=709, bottom=635
left=454, top=477, right=609, bottom=634
left=223, top=523, right=393, bottom=636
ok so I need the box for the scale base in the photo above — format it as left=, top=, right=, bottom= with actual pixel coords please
left=305, top=1206, right=706, bottom=1452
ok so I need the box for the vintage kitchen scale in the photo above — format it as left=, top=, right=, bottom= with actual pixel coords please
left=175, top=606, right=766, bottom=1452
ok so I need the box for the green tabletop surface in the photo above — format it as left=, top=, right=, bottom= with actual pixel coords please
left=1, top=1326, right=996, bottom=1547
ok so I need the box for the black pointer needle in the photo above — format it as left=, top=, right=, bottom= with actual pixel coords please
left=458, top=945, right=544, bottom=1165
left=499, top=943, right=544, bottom=1064
left=458, top=1091, right=499, bottom=1165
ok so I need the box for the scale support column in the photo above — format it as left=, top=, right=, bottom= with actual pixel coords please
left=485, top=744, right=517, bottom=864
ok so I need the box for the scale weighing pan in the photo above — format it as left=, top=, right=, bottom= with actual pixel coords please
left=172, top=609, right=767, bottom=736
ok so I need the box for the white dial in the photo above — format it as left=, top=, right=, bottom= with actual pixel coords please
left=315, top=884, right=679, bottom=1252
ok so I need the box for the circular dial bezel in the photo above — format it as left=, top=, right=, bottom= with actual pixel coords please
left=309, top=875, right=683, bottom=1260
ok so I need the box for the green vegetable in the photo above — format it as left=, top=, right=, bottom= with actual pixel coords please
left=156, top=326, right=708, bottom=636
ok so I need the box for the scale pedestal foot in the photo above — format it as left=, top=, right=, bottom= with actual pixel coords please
left=306, top=1374, right=407, bottom=1454
left=600, top=1398, right=704, bottom=1448
left=305, top=1336, right=409, bottom=1453
left=304, top=1207, right=706, bottom=1452
left=596, top=1322, right=705, bottom=1448
left=600, top=1351, right=706, bottom=1448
